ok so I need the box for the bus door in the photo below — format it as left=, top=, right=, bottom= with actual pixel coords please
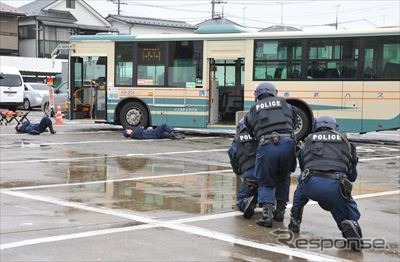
left=209, top=58, right=244, bottom=125
left=71, top=56, right=107, bottom=120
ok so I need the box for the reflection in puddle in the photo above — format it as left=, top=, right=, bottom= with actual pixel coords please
left=43, top=157, right=236, bottom=215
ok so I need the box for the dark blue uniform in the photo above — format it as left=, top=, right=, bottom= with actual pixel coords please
left=292, top=130, right=361, bottom=230
left=124, top=123, right=181, bottom=139
left=244, top=92, right=297, bottom=227
left=17, top=116, right=55, bottom=135
left=245, top=97, right=296, bottom=206
left=227, top=132, right=258, bottom=213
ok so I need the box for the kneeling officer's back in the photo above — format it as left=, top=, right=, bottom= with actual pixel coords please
left=245, top=82, right=297, bottom=228
left=228, top=118, right=259, bottom=219
left=289, top=116, right=362, bottom=251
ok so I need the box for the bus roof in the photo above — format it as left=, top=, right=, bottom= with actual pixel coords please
left=70, top=27, right=400, bottom=42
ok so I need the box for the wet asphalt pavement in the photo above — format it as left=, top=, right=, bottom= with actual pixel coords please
left=0, top=110, right=399, bottom=261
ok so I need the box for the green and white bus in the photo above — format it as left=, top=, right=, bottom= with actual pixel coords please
left=67, top=26, right=399, bottom=139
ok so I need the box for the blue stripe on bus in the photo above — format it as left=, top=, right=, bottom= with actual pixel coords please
left=338, top=115, right=400, bottom=133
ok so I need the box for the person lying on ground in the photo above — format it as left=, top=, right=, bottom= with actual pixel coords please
left=123, top=123, right=185, bottom=140
left=15, top=116, right=56, bottom=135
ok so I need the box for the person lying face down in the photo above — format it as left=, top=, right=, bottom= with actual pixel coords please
left=123, top=123, right=184, bottom=140
left=15, top=116, right=56, bottom=135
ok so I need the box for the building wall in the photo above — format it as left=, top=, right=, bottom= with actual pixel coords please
left=19, top=39, right=36, bottom=57
left=0, top=15, right=19, bottom=54
left=108, top=19, right=195, bottom=35
left=131, top=25, right=194, bottom=35
left=50, top=0, right=109, bottom=27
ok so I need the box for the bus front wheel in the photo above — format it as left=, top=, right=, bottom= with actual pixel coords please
left=294, top=106, right=310, bottom=141
left=120, top=102, right=149, bottom=129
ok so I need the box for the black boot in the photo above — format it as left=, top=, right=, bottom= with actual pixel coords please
left=341, top=220, right=363, bottom=251
left=49, top=125, right=56, bottom=134
left=256, top=203, right=274, bottom=227
left=273, top=201, right=286, bottom=222
left=288, top=207, right=303, bottom=233
left=243, top=196, right=257, bottom=219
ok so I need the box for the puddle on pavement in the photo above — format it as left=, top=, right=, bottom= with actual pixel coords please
left=4, top=145, right=400, bottom=216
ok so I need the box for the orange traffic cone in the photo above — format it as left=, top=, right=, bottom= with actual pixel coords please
left=55, top=105, right=64, bottom=125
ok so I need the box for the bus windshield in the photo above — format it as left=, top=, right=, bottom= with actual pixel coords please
left=0, top=74, right=22, bottom=87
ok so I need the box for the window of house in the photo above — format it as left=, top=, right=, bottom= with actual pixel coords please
left=307, top=39, right=359, bottom=79
left=363, top=36, right=400, bottom=79
left=137, top=43, right=165, bottom=86
left=254, top=40, right=302, bottom=80
left=19, top=25, right=35, bottom=39
left=115, top=43, right=134, bottom=86
left=66, top=0, right=75, bottom=8
left=167, top=41, right=203, bottom=87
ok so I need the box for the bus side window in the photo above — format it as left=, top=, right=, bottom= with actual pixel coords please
left=383, top=62, right=400, bottom=78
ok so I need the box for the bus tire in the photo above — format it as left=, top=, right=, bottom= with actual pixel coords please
left=23, top=99, right=31, bottom=110
left=293, top=106, right=310, bottom=141
left=120, top=101, right=149, bottom=129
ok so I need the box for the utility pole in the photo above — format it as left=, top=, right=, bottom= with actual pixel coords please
left=335, top=4, right=340, bottom=30
left=109, top=0, right=127, bottom=16
left=280, top=2, right=283, bottom=25
left=211, top=0, right=226, bottom=19
left=242, top=7, right=247, bottom=25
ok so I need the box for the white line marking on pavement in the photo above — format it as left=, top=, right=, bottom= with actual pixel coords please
left=2, top=190, right=398, bottom=259
left=0, top=148, right=228, bottom=164
left=1, top=136, right=220, bottom=147
left=1, top=169, right=234, bottom=192
left=0, top=190, right=346, bottom=261
left=352, top=190, right=400, bottom=199
left=41, top=136, right=219, bottom=146
left=0, top=224, right=157, bottom=250
left=359, top=156, right=400, bottom=162
left=0, top=131, right=117, bottom=136
left=175, top=190, right=400, bottom=223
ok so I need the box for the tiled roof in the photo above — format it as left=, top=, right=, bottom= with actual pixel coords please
left=0, top=2, right=25, bottom=15
left=195, top=18, right=243, bottom=28
left=259, top=25, right=302, bottom=32
left=19, top=0, right=56, bottom=16
left=37, top=9, right=77, bottom=23
left=107, top=15, right=197, bottom=29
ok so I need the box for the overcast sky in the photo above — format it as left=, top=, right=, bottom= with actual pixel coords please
left=5, top=0, right=400, bottom=31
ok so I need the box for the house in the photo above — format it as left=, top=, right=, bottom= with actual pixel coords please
left=195, top=18, right=248, bottom=34
left=0, top=3, right=25, bottom=56
left=106, top=15, right=197, bottom=35
left=259, top=25, right=301, bottom=32
left=18, top=0, right=114, bottom=58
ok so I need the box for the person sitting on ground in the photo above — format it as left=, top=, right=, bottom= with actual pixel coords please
left=123, top=123, right=185, bottom=140
left=15, top=116, right=56, bottom=135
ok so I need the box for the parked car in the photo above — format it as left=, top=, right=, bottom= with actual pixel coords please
left=41, top=81, right=69, bottom=116
left=23, top=82, right=51, bottom=110
left=0, top=66, right=24, bottom=111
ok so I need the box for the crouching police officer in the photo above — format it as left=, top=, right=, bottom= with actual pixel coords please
left=288, top=116, right=362, bottom=251
left=244, top=82, right=297, bottom=228
left=228, top=118, right=259, bottom=218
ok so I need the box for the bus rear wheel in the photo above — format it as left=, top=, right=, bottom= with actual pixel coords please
left=293, top=106, right=310, bottom=141
left=120, top=101, right=149, bottom=129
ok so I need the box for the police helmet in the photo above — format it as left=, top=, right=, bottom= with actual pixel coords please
left=314, top=116, right=339, bottom=131
left=236, top=118, right=246, bottom=134
left=254, top=82, right=277, bottom=100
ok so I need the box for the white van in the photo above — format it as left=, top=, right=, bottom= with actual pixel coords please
left=0, top=66, right=24, bottom=110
